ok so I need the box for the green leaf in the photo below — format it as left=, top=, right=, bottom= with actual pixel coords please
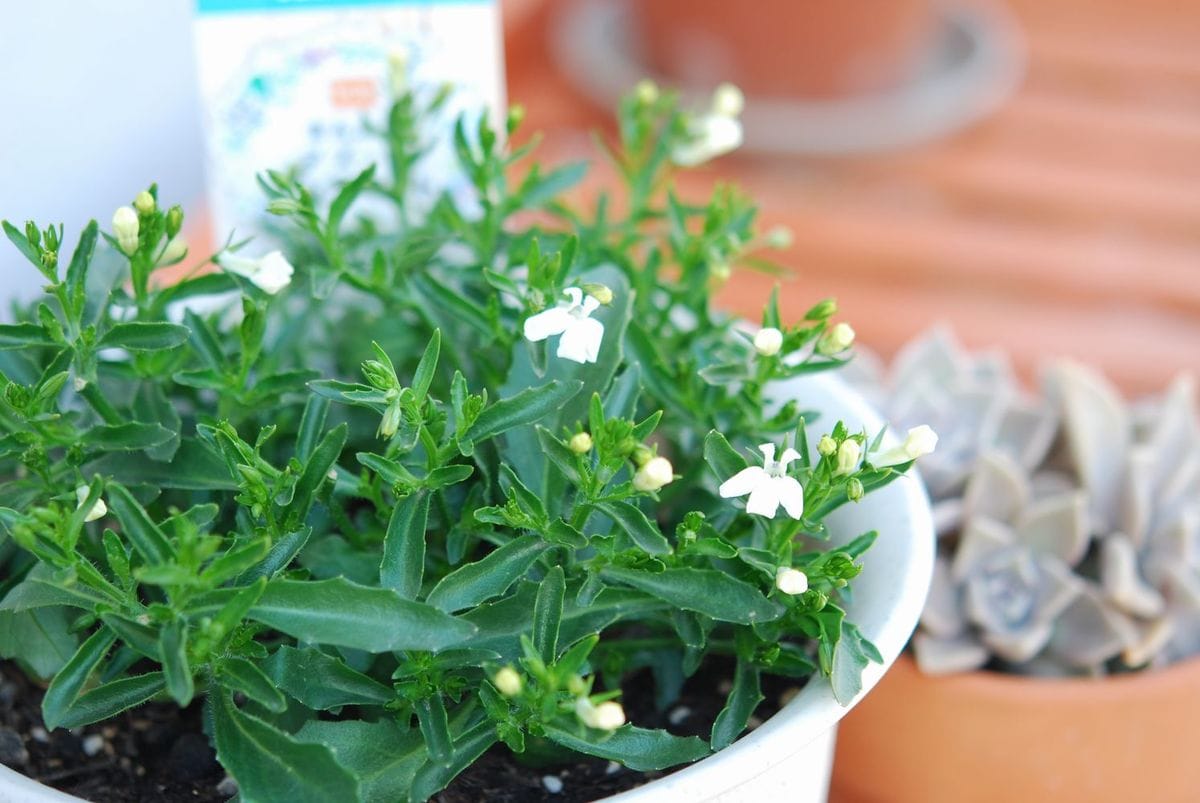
left=593, top=500, right=670, bottom=555
left=425, top=464, right=474, bottom=489
left=54, top=672, right=166, bottom=729
left=532, top=566, right=565, bottom=663
left=543, top=724, right=709, bottom=772
left=292, top=719, right=426, bottom=803
left=703, top=430, right=747, bottom=483
left=415, top=695, right=453, bottom=766
left=284, top=423, right=346, bottom=527
left=521, top=161, right=588, bottom=208
left=219, top=657, right=287, bottom=713
left=82, top=423, right=174, bottom=452
left=408, top=719, right=496, bottom=803
left=2, top=220, right=41, bottom=268
left=240, top=527, right=311, bottom=583
left=250, top=577, right=476, bottom=652
left=99, top=613, right=160, bottom=658
left=328, top=164, right=376, bottom=233
left=42, top=629, right=116, bottom=730
left=158, top=619, right=194, bottom=706
left=106, top=483, right=175, bottom=565
left=295, top=395, right=330, bottom=463
left=425, top=536, right=550, bottom=613
left=213, top=690, right=360, bottom=803
left=66, top=220, right=99, bottom=306
left=98, top=322, right=189, bottom=351
left=0, top=323, right=55, bottom=350
left=710, top=660, right=763, bottom=750
left=262, top=645, right=392, bottom=709
left=86, top=438, right=237, bottom=490
left=380, top=491, right=429, bottom=599
left=832, top=621, right=882, bottom=705
left=599, top=567, right=783, bottom=625
left=412, top=329, right=441, bottom=401
left=463, top=380, right=583, bottom=446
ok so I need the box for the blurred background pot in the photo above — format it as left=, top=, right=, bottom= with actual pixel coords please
left=635, top=0, right=940, bottom=99
left=831, top=654, right=1200, bottom=803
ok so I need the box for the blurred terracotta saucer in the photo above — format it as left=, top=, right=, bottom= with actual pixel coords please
left=549, top=0, right=1024, bottom=155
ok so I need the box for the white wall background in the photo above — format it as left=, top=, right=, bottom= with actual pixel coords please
left=0, top=1, right=205, bottom=305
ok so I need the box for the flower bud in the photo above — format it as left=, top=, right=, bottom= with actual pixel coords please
left=632, top=445, right=654, bottom=467
left=753, top=327, right=783, bottom=357
left=362, top=360, right=394, bottom=390
left=712, top=83, right=745, bottom=118
left=379, top=401, right=403, bottom=439
left=266, top=198, right=301, bottom=216
left=765, top=226, right=793, bottom=250
left=388, top=48, right=409, bottom=96
left=633, top=456, right=674, bottom=492
left=846, top=477, right=865, bottom=502
left=635, top=79, right=659, bottom=105
left=156, top=236, right=188, bottom=267
left=711, top=262, right=731, bottom=280
left=804, top=298, right=838, bottom=322
left=576, top=697, right=626, bottom=731
left=569, top=432, right=594, bottom=454
left=775, top=566, right=809, bottom=595
left=133, top=191, right=156, bottom=216
left=835, top=439, right=861, bottom=476
left=567, top=675, right=587, bottom=697
left=817, top=435, right=837, bottom=457
left=506, top=104, right=525, bottom=135
left=112, top=206, right=139, bottom=256
left=817, top=322, right=855, bottom=355
left=165, top=205, right=184, bottom=238
left=75, top=485, right=107, bottom=523
left=582, top=283, right=613, bottom=305
left=493, top=666, right=523, bottom=697
left=903, top=425, right=938, bottom=459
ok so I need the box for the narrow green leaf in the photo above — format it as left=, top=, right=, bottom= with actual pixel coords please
left=600, top=567, right=783, bottom=625
left=328, top=164, right=376, bottom=233
left=463, top=380, right=583, bottom=446
left=42, top=629, right=116, bottom=730
left=98, top=322, right=189, bottom=351
left=284, top=423, right=346, bottom=527
left=543, top=725, right=709, bottom=772
left=250, top=577, right=476, bottom=652
left=426, top=536, right=549, bottom=613
left=0, top=324, right=55, bottom=350
left=710, top=660, right=763, bottom=750
left=159, top=619, right=193, bottom=706
left=82, top=422, right=174, bottom=452
left=54, top=672, right=166, bottom=730
left=703, top=430, right=747, bottom=483
left=412, top=329, right=441, bottom=401
left=295, top=395, right=330, bottom=463
left=239, top=527, right=311, bottom=583
left=380, top=491, right=430, bottom=599
left=107, top=483, right=174, bottom=564
left=262, top=645, right=392, bottom=709
left=594, top=500, right=671, bottom=555
left=213, top=690, right=360, bottom=803
left=532, top=566, right=565, bottom=663
left=219, top=657, right=287, bottom=713
left=408, top=719, right=497, bottom=803
left=66, top=220, right=99, bottom=305
left=415, top=695, right=453, bottom=766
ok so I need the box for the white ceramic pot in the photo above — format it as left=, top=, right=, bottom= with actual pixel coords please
left=0, top=372, right=934, bottom=803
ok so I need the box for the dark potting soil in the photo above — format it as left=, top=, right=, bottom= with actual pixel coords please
left=0, top=658, right=800, bottom=802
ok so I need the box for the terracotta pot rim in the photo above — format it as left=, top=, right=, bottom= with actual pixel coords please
left=898, top=652, right=1200, bottom=701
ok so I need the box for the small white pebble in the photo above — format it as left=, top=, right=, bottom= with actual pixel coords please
left=717, top=679, right=733, bottom=695
left=667, top=706, right=692, bottom=726
left=81, top=734, right=105, bottom=756
left=30, top=727, right=49, bottom=744
left=541, top=775, right=564, bottom=794
left=605, top=761, right=622, bottom=776
left=216, top=775, right=239, bottom=797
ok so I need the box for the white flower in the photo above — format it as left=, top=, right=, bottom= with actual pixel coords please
left=112, top=206, right=139, bottom=256
left=75, top=485, right=107, bottom=523
left=522, top=287, right=605, bottom=364
left=575, top=697, right=626, bottom=731
left=835, top=439, right=861, bottom=475
left=719, top=443, right=805, bottom=520
left=872, top=425, right=938, bottom=467
left=218, top=250, right=294, bottom=295
left=133, top=191, right=156, bottom=216
left=775, top=566, right=809, bottom=595
left=817, top=322, right=856, bottom=355
left=671, top=84, right=745, bottom=167
left=633, top=456, right=674, bottom=492
left=493, top=666, right=523, bottom=697
left=753, top=327, right=783, bottom=357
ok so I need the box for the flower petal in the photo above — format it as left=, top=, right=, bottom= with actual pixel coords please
left=556, top=318, right=605, bottom=363
left=523, top=306, right=572, bottom=342
left=778, top=447, right=802, bottom=468
left=757, top=443, right=776, bottom=465
left=719, top=466, right=768, bottom=499
left=217, top=254, right=261, bottom=280
left=253, top=251, right=294, bottom=294
left=580, top=295, right=601, bottom=316
left=745, top=481, right=781, bottom=518
left=774, top=476, right=805, bottom=520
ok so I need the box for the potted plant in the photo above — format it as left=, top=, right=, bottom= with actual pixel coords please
left=832, top=329, right=1200, bottom=803
left=0, top=80, right=933, bottom=802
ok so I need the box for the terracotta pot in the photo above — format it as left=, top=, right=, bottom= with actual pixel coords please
left=831, top=654, right=1200, bottom=803
left=635, top=0, right=940, bottom=99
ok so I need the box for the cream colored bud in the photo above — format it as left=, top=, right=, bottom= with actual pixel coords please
left=569, top=432, right=594, bottom=454
left=835, top=439, right=861, bottom=475
left=633, top=456, right=674, bottom=492
left=156, top=236, right=188, bottom=267
left=493, top=666, right=523, bottom=697
left=753, top=327, right=783, bottom=357
left=635, top=79, right=659, bottom=105
left=903, top=425, right=938, bottom=459
left=712, top=83, right=745, bottom=118
left=775, top=566, right=809, bottom=596
left=765, top=226, right=793, bottom=249
left=817, top=322, right=855, bottom=355
left=133, top=191, right=156, bottom=216
left=817, top=435, right=837, bottom=457
left=75, top=485, right=107, bottom=523
left=586, top=285, right=613, bottom=305
left=112, top=206, right=139, bottom=256
left=576, top=697, right=626, bottom=731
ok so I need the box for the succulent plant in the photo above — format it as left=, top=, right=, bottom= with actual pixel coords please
left=850, top=329, right=1200, bottom=676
